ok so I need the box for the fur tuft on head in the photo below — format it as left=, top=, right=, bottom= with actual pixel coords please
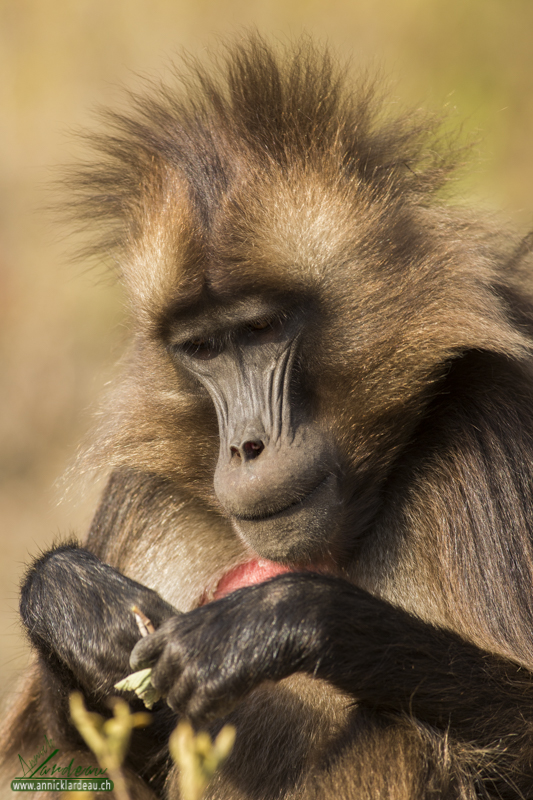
left=62, top=35, right=458, bottom=269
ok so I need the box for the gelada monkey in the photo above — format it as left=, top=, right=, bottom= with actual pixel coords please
left=4, top=36, right=533, bottom=800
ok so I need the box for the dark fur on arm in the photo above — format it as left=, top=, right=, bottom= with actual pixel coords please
left=131, top=572, right=533, bottom=744
left=20, top=543, right=178, bottom=700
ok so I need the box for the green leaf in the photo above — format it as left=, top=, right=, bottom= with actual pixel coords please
left=114, top=668, right=161, bottom=709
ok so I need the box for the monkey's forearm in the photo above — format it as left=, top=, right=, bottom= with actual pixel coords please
left=20, top=543, right=177, bottom=698
left=132, top=572, right=533, bottom=750
left=304, top=577, right=532, bottom=745
left=21, top=544, right=533, bottom=751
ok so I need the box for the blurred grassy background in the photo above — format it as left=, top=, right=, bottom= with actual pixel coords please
left=1, top=0, right=533, bottom=698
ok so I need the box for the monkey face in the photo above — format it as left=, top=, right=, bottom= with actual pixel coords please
left=81, top=71, right=528, bottom=596
left=167, top=295, right=343, bottom=564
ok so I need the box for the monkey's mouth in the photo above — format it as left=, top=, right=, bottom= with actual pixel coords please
left=226, top=474, right=342, bottom=564
left=231, top=475, right=334, bottom=523
left=200, top=475, right=342, bottom=604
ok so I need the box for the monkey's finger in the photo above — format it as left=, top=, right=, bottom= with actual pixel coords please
left=165, top=671, right=197, bottom=714
left=149, top=644, right=187, bottom=697
left=130, top=631, right=166, bottom=670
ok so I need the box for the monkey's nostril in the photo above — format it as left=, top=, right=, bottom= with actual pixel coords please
left=230, top=440, right=264, bottom=462
left=242, top=440, right=264, bottom=460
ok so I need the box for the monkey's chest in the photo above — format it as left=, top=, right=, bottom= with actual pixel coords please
left=201, top=675, right=354, bottom=800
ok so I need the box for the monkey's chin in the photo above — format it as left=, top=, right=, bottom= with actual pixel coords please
left=229, top=474, right=342, bottom=563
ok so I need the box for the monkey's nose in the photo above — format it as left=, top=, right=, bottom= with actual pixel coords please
left=230, top=440, right=265, bottom=461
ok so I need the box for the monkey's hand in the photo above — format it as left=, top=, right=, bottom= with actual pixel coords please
left=130, top=569, right=533, bottom=745
left=129, top=573, right=326, bottom=722
left=20, top=543, right=178, bottom=698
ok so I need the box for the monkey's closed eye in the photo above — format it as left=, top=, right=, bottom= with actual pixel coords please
left=244, top=316, right=286, bottom=344
left=249, top=319, right=271, bottom=330
left=181, top=338, right=223, bottom=360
